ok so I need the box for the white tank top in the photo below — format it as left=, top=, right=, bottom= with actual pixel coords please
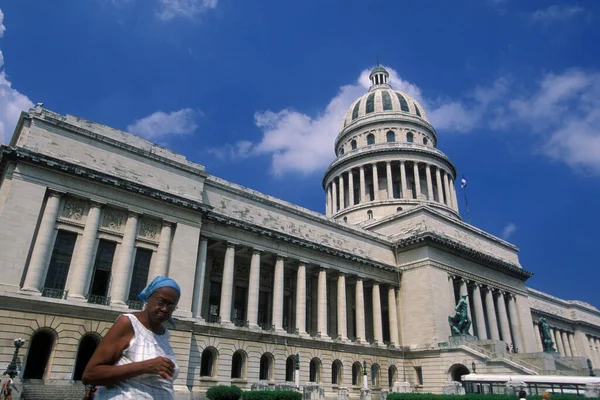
left=96, top=314, right=179, bottom=400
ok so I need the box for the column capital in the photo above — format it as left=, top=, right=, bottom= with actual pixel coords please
left=127, top=211, right=141, bottom=218
left=276, top=254, right=286, bottom=261
left=161, top=220, right=174, bottom=228
left=89, top=200, right=106, bottom=208
left=225, top=240, right=239, bottom=247
left=48, top=189, right=64, bottom=199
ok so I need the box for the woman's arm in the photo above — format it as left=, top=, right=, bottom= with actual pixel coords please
left=82, top=316, right=174, bottom=386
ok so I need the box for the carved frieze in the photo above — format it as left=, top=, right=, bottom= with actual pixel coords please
left=61, top=198, right=85, bottom=220
left=101, top=209, right=126, bottom=231
left=235, top=263, right=249, bottom=280
left=139, top=219, right=159, bottom=240
left=211, top=260, right=223, bottom=276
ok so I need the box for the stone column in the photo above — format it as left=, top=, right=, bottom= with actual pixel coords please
left=593, top=338, right=600, bottom=366
left=448, top=275, right=456, bottom=316
left=355, top=278, right=366, bottom=343
left=272, top=256, right=285, bottom=332
left=326, top=185, right=331, bottom=216
left=555, top=329, right=565, bottom=355
left=332, top=179, right=338, bottom=214
left=348, top=169, right=355, bottom=207
left=388, top=287, right=399, bottom=346
left=450, top=180, right=459, bottom=211
left=219, top=242, right=235, bottom=324
left=561, top=331, right=572, bottom=357
left=22, top=191, right=62, bottom=294
left=337, top=273, right=348, bottom=341
left=507, top=295, right=524, bottom=352
left=295, top=262, right=307, bottom=335
left=372, top=284, right=383, bottom=345
left=192, top=238, right=208, bottom=319
left=567, top=333, right=578, bottom=357
left=360, top=166, right=366, bottom=203
left=400, top=161, right=408, bottom=199
left=435, top=168, right=444, bottom=204
left=339, top=174, right=345, bottom=211
left=574, top=330, right=592, bottom=361
left=317, top=268, right=329, bottom=338
left=458, top=279, right=473, bottom=335
left=67, top=201, right=103, bottom=300
left=386, top=162, right=393, bottom=199
left=443, top=173, right=452, bottom=207
left=372, top=164, right=379, bottom=201
left=247, top=249, right=261, bottom=328
left=496, top=292, right=512, bottom=344
left=425, top=164, right=434, bottom=201
left=151, top=222, right=173, bottom=279
left=472, top=284, right=487, bottom=339
left=550, top=329, right=558, bottom=353
left=485, top=288, right=500, bottom=340
left=110, top=212, right=139, bottom=306
left=413, top=162, right=422, bottom=199
left=534, top=323, right=543, bottom=352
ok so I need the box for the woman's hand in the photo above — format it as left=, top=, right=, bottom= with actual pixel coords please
left=143, top=356, right=175, bottom=380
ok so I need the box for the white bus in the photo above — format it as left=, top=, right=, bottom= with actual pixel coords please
left=461, top=374, right=600, bottom=396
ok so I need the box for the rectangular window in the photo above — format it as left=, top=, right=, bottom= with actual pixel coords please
left=258, top=290, right=270, bottom=329
left=414, top=366, right=423, bottom=385
left=208, top=281, right=221, bottom=322
left=232, top=286, right=247, bottom=325
left=88, top=240, right=117, bottom=303
left=127, top=248, right=153, bottom=307
left=42, top=230, right=77, bottom=297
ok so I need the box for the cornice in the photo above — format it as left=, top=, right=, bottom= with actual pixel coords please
left=394, top=231, right=532, bottom=279
left=527, top=287, right=600, bottom=316
left=530, top=309, right=600, bottom=333
left=0, top=146, right=213, bottom=214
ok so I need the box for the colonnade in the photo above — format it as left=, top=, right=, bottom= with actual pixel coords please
left=588, top=335, right=600, bottom=367
left=449, top=276, right=523, bottom=351
left=22, top=191, right=174, bottom=305
left=196, top=240, right=401, bottom=346
left=532, top=322, right=580, bottom=357
left=326, top=160, right=458, bottom=216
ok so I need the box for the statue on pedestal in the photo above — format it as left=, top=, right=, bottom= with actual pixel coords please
left=538, top=318, right=556, bottom=352
left=448, top=295, right=471, bottom=335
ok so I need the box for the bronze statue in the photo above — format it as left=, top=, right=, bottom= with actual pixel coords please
left=448, top=295, right=472, bottom=335
left=538, top=318, right=556, bottom=352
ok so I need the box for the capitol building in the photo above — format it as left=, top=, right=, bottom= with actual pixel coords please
left=0, top=65, right=599, bottom=399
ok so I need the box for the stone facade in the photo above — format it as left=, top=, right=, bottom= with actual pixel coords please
left=0, top=66, right=599, bottom=399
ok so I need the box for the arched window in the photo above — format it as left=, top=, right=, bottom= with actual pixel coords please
left=309, top=358, right=321, bottom=383
left=386, top=131, right=395, bottom=143
left=367, top=210, right=373, bottom=219
left=352, top=101, right=361, bottom=120
left=200, top=347, right=217, bottom=377
left=339, top=147, right=344, bottom=155
left=231, top=350, right=245, bottom=379
left=343, top=217, right=348, bottom=223
left=414, top=103, right=422, bottom=117
left=382, top=91, right=393, bottom=111
left=332, top=360, right=343, bottom=385
left=352, top=362, right=362, bottom=385
left=73, top=334, right=100, bottom=381
left=366, top=93, right=375, bottom=114
left=406, top=132, right=414, bottom=143
left=396, top=207, right=403, bottom=212
left=351, top=140, right=357, bottom=150
left=367, top=134, right=375, bottom=145
left=388, top=365, right=397, bottom=388
left=423, top=137, right=428, bottom=145
left=23, top=329, right=55, bottom=379
left=371, top=364, right=380, bottom=387
left=259, top=353, right=273, bottom=381
left=396, top=93, right=409, bottom=112
left=285, top=356, right=295, bottom=382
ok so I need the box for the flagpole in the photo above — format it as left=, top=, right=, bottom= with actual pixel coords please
left=463, top=186, right=471, bottom=224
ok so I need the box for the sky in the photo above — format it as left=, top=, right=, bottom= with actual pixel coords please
left=0, top=0, right=599, bottom=307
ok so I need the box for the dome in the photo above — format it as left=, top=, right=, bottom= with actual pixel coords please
left=340, top=88, right=429, bottom=130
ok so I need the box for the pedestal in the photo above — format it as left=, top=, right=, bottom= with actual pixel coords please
left=442, top=381, right=465, bottom=395
left=380, top=389, right=389, bottom=400
left=251, top=382, right=270, bottom=391
left=360, top=388, right=372, bottom=400
left=338, top=387, right=349, bottom=400
left=303, top=383, right=324, bottom=400
left=392, top=381, right=412, bottom=393
left=585, top=383, right=600, bottom=398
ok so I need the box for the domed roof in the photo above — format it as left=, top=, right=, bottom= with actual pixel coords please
left=340, top=87, right=429, bottom=129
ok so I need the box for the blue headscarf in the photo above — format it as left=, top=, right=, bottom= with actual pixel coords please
left=138, top=276, right=181, bottom=302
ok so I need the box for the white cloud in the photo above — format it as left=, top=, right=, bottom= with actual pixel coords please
left=127, top=108, right=198, bottom=140
left=208, top=140, right=253, bottom=160
left=531, top=5, right=584, bottom=23
left=502, top=223, right=517, bottom=240
left=0, top=9, right=35, bottom=144
left=157, top=0, right=217, bottom=21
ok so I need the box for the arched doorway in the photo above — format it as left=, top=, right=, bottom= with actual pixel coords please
left=285, top=356, right=295, bottom=382
left=231, top=350, right=245, bottom=379
left=259, top=353, right=273, bottom=381
left=73, top=334, right=100, bottom=380
left=200, top=347, right=217, bottom=377
left=23, top=330, right=55, bottom=379
left=309, top=358, right=321, bottom=383
left=449, top=363, right=470, bottom=382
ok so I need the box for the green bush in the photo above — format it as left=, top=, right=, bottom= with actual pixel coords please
left=206, top=385, right=243, bottom=400
left=386, top=394, right=587, bottom=400
left=242, top=390, right=301, bottom=400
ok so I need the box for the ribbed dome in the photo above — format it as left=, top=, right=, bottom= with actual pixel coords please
left=341, top=88, right=429, bottom=129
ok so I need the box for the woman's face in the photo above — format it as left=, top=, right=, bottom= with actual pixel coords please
left=146, top=287, right=180, bottom=323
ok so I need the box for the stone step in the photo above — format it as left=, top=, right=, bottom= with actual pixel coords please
left=21, top=384, right=86, bottom=400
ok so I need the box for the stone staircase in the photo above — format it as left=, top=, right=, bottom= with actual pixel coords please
left=21, top=382, right=86, bottom=400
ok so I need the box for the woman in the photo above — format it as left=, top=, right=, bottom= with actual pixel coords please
left=83, top=276, right=181, bottom=399
left=2, top=373, right=19, bottom=400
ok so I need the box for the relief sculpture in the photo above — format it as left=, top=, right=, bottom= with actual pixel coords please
left=62, top=198, right=85, bottom=220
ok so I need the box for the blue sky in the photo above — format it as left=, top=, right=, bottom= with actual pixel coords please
left=0, top=0, right=599, bottom=306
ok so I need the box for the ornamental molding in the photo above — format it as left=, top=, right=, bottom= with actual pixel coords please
left=338, top=113, right=438, bottom=145
left=138, top=218, right=160, bottom=240
left=0, top=146, right=212, bottom=214
left=61, top=198, right=86, bottom=221
left=399, top=259, right=528, bottom=296
left=101, top=209, right=126, bottom=232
